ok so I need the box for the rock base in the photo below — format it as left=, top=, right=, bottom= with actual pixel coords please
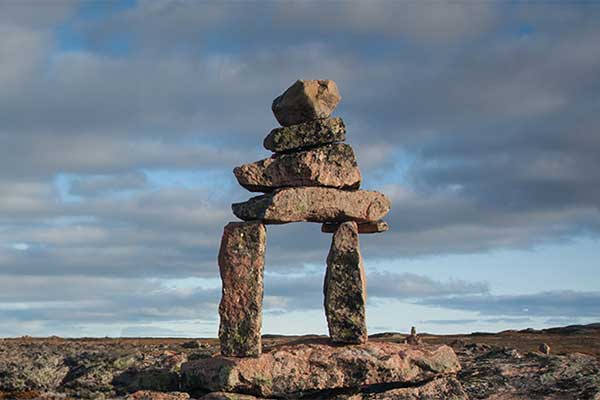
left=181, top=341, right=462, bottom=399
left=196, top=376, right=468, bottom=399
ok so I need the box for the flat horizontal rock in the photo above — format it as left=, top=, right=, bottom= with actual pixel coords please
left=232, top=187, right=391, bottom=224
left=263, top=117, right=346, bottom=153
left=272, top=80, right=341, bottom=126
left=181, top=341, right=461, bottom=397
left=234, top=143, right=361, bottom=192
left=322, top=220, right=389, bottom=234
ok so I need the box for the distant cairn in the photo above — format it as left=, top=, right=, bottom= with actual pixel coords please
left=405, top=326, right=423, bottom=345
left=217, top=80, right=391, bottom=357
left=539, top=343, right=551, bottom=355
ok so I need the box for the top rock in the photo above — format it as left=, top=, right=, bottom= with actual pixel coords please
left=272, top=80, right=341, bottom=126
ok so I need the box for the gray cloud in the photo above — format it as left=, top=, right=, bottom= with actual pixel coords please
left=1, top=2, right=599, bottom=334
left=418, top=317, right=533, bottom=326
left=0, top=275, right=219, bottom=325
left=0, top=270, right=488, bottom=336
left=69, top=171, right=148, bottom=197
left=264, top=271, right=489, bottom=312
left=420, top=291, right=600, bottom=317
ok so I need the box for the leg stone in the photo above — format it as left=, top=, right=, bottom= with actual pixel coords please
left=324, top=221, right=368, bottom=343
left=218, top=221, right=266, bottom=357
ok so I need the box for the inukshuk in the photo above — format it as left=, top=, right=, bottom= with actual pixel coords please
left=218, top=79, right=391, bottom=357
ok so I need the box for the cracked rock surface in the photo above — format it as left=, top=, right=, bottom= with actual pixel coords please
left=232, top=187, right=391, bottom=224
left=1, top=329, right=600, bottom=399
left=263, top=117, right=346, bottom=153
left=234, top=143, right=361, bottom=193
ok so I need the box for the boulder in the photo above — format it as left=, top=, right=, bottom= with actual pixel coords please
left=324, top=222, right=367, bottom=344
left=181, top=342, right=461, bottom=397
left=218, top=222, right=266, bottom=357
left=322, top=220, right=389, bottom=234
left=272, top=80, right=341, bottom=126
left=232, top=187, right=391, bottom=224
left=199, top=392, right=264, bottom=400
left=234, top=143, right=361, bottom=192
left=126, top=391, right=190, bottom=400
left=263, top=117, right=346, bottom=153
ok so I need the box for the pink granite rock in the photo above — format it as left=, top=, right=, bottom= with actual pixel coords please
left=232, top=187, right=391, bottom=224
left=272, top=80, right=341, bottom=126
left=234, top=143, right=361, bottom=192
left=181, top=342, right=461, bottom=397
left=218, top=221, right=266, bottom=357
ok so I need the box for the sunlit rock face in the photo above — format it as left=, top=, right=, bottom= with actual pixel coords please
left=271, top=80, right=341, bottom=126
left=217, top=221, right=266, bottom=358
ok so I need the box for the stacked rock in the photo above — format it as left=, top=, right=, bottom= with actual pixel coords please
left=218, top=79, right=391, bottom=357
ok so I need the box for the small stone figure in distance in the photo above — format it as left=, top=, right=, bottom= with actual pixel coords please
left=405, top=326, right=423, bottom=345
left=539, top=343, right=551, bottom=355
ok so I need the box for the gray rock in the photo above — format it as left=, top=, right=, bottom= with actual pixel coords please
left=324, top=222, right=367, bottom=344
left=127, top=391, right=191, bottom=400
left=272, top=80, right=341, bottom=126
left=457, top=344, right=600, bottom=399
left=218, top=222, right=266, bottom=357
left=0, top=348, right=68, bottom=392
left=234, top=143, right=361, bottom=192
left=199, top=392, right=263, bottom=400
left=232, top=187, right=391, bottom=224
left=263, top=117, right=346, bottom=153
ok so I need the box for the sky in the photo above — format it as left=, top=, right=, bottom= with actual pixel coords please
left=1, top=0, right=599, bottom=338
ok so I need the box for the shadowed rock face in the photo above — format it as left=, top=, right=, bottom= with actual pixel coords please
left=328, top=377, right=468, bottom=400
left=324, top=222, right=367, bottom=344
left=263, top=117, right=346, bottom=153
left=181, top=342, right=461, bottom=397
left=232, top=187, right=391, bottom=224
left=234, top=143, right=361, bottom=192
left=218, top=221, right=266, bottom=357
left=271, top=80, right=341, bottom=126
left=322, top=220, right=389, bottom=234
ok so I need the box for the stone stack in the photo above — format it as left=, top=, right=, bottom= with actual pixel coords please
left=185, top=80, right=464, bottom=398
left=218, top=79, right=391, bottom=357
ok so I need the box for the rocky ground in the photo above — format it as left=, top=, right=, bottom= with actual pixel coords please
left=0, top=324, right=599, bottom=400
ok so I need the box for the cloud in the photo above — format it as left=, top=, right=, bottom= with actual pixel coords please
left=0, top=275, right=219, bottom=325
left=420, top=291, right=600, bottom=317
left=418, top=317, right=533, bottom=326
left=1, top=2, right=599, bottom=335
left=264, top=271, right=489, bottom=312
left=69, top=171, right=148, bottom=197
left=367, top=271, right=489, bottom=298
